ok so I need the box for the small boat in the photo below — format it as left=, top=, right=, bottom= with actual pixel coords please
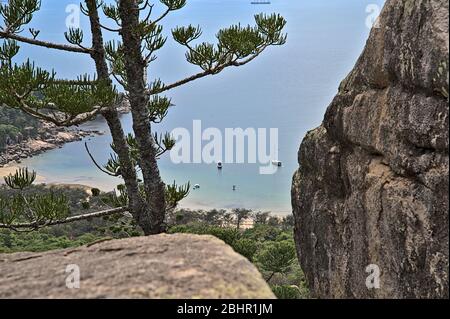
left=217, top=161, right=223, bottom=169
left=193, top=184, right=200, bottom=190
left=272, top=160, right=282, bottom=167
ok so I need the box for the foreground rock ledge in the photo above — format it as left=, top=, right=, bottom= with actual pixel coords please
left=292, top=0, right=449, bottom=298
left=0, top=234, right=275, bottom=299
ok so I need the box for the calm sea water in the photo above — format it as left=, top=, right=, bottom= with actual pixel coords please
left=17, top=0, right=385, bottom=214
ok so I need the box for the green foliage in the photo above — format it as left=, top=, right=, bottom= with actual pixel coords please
left=254, top=240, right=297, bottom=278
left=0, top=39, right=20, bottom=63
left=271, top=285, right=304, bottom=300
left=64, top=28, right=84, bottom=46
left=232, top=208, right=252, bottom=229
left=172, top=13, right=287, bottom=73
left=253, top=211, right=270, bottom=225
left=0, top=168, right=69, bottom=229
left=0, top=124, right=20, bottom=150
left=154, top=131, right=176, bottom=157
left=0, top=58, right=117, bottom=119
left=43, top=79, right=117, bottom=115
left=104, top=151, right=122, bottom=177
left=0, top=60, right=53, bottom=108
left=267, top=216, right=280, bottom=227
left=141, top=24, right=166, bottom=62
left=148, top=95, right=172, bottom=123
left=160, top=0, right=186, bottom=11
left=232, top=238, right=259, bottom=262
left=172, top=25, right=202, bottom=45
left=217, top=24, right=263, bottom=57
left=4, top=167, right=36, bottom=190
left=0, top=230, right=100, bottom=253
left=281, top=214, right=295, bottom=230
left=0, top=0, right=287, bottom=228
left=243, top=224, right=283, bottom=242
left=28, top=192, right=69, bottom=221
left=0, top=184, right=142, bottom=252
left=168, top=223, right=240, bottom=247
left=168, top=215, right=308, bottom=299
left=254, top=13, right=287, bottom=45
left=165, top=181, right=190, bottom=209
left=101, top=2, right=121, bottom=25
left=202, top=209, right=225, bottom=226
left=91, top=188, right=101, bottom=197
left=81, top=201, right=90, bottom=210
left=0, top=104, right=39, bottom=150
left=104, top=40, right=126, bottom=81
left=0, top=0, right=41, bottom=34
left=105, top=184, right=129, bottom=208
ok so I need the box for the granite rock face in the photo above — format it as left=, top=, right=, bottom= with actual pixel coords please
left=292, top=0, right=449, bottom=298
left=0, top=234, right=275, bottom=299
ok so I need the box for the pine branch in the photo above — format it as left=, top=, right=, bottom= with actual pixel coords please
left=147, top=44, right=268, bottom=95
left=15, top=96, right=106, bottom=126
left=157, top=13, right=286, bottom=94
left=0, top=206, right=128, bottom=231
left=149, top=7, right=170, bottom=26
left=0, top=30, right=92, bottom=54
left=84, top=142, right=121, bottom=177
left=98, top=23, right=121, bottom=33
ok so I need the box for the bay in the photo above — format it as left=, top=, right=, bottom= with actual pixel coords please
left=16, top=0, right=385, bottom=214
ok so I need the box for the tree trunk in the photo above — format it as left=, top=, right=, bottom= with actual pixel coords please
left=266, top=272, right=276, bottom=283
left=85, top=0, right=154, bottom=235
left=117, top=0, right=167, bottom=234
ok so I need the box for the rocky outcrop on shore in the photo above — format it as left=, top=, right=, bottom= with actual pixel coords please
left=0, top=123, right=103, bottom=167
left=0, top=97, right=133, bottom=167
left=292, top=0, right=449, bottom=298
left=0, top=234, right=275, bottom=299
left=117, top=96, right=131, bottom=114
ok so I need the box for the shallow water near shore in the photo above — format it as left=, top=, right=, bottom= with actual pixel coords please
left=4, top=0, right=384, bottom=214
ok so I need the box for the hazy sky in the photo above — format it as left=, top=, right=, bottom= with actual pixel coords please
left=4, top=0, right=385, bottom=82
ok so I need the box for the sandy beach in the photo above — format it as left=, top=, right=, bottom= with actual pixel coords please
left=0, top=165, right=289, bottom=217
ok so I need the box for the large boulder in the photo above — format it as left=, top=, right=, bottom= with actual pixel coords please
left=0, top=234, right=274, bottom=299
left=292, top=0, right=449, bottom=298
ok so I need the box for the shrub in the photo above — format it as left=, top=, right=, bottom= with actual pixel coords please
left=168, top=223, right=241, bottom=246
left=275, top=231, right=294, bottom=242
left=254, top=240, right=297, bottom=282
left=271, top=285, right=304, bottom=299
left=242, top=224, right=282, bottom=242
left=232, top=238, right=259, bottom=261
left=91, top=188, right=101, bottom=197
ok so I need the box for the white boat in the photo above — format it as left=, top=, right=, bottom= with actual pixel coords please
left=271, top=160, right=282, bottom=167
left=193, top=184, right=200, bottom=190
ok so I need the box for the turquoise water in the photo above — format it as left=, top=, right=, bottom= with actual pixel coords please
left=16, top=0, right=385, bottom=214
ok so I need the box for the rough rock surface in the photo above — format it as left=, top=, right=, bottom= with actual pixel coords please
left=0, top=234, right=274, bottom=299
left=292, top=0, right=449, bottom=298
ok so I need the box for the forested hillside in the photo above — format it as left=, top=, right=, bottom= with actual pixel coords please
left=0, top=183, right=308, bottom=299
left=0, top=105, right=39, bottom=150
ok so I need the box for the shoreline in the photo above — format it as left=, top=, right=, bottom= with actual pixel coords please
left=0, top=124, right=105, bottom=168
left=0, top=102, right=130, bottom=168
left=0, top=166, right=291, bottom=216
